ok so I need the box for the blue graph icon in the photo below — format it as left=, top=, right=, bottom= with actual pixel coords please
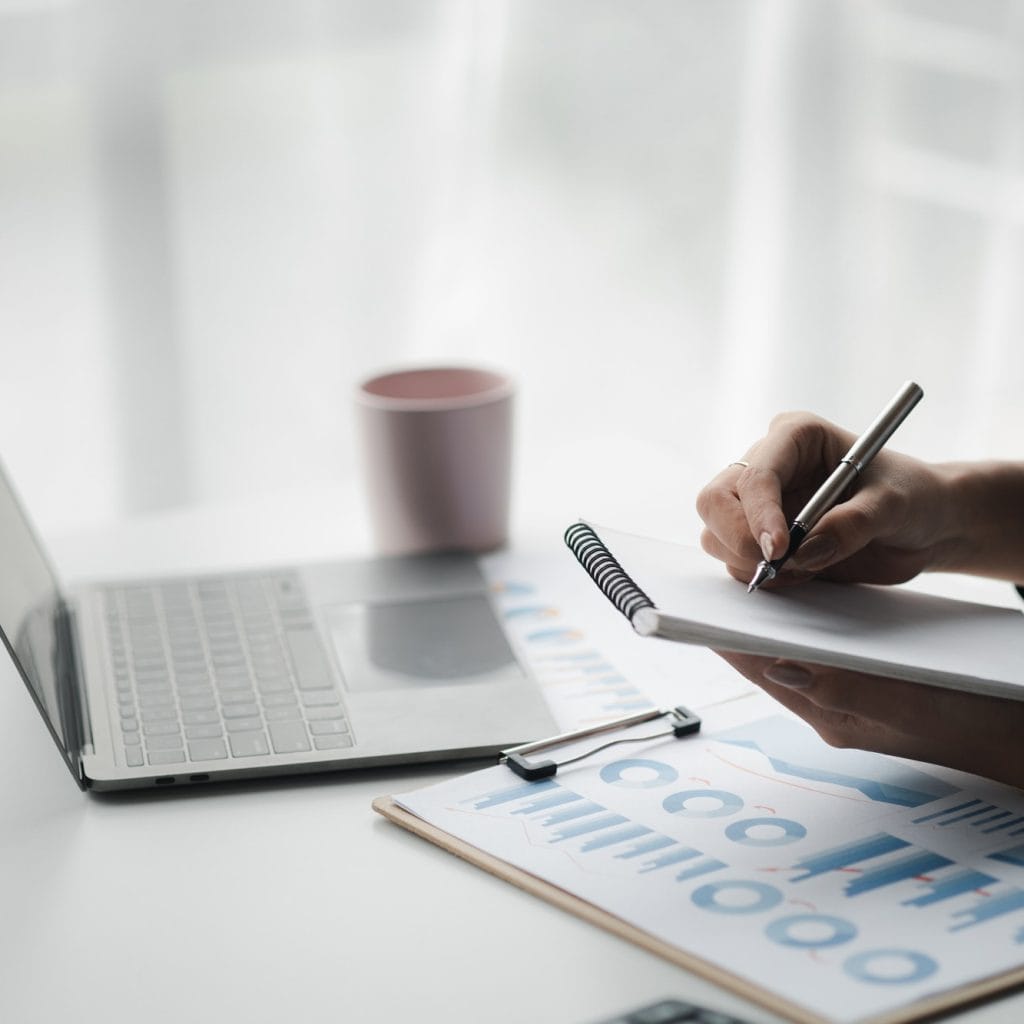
left=469, top=779, right=560, bottom=809
left=949, top=889, right=1024, bottom=931
left=714, top=716, right=958, bottom=807
left=902, top=869, right=998, bottom=908
left=662, top=789, right=744, bottom=818
left=766, top=914, right=857, bottom=949
left=843, top=949, right=938, bottom=985
left=600, top=758, right=679, bottom=788
left=791, top=833, right=910, bottom=882
left=990, top=843, right=1024, bottom=868
left=912, top=799, right=1024, bottom=836
left=844, top=850, right=953, bottom=898
left=691, top=880, right=784, bottom=915
left=725, top=817, right=807, bottom=847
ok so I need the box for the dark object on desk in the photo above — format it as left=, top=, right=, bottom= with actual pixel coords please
left=501, top=705, right=701, bottom=781
left=590, top=997, right=755, bottom=1024
left=0, top=458, right=556, bottom=791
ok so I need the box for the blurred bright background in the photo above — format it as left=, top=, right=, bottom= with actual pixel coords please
left=2, top=0, right=1023, bottom=549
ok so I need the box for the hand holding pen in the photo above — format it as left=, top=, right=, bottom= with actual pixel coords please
left=696, top=382, right=952, bottom=591
left=746, top=381, right=923, bottom=591
left=694, top=383, right=1024, bottom=790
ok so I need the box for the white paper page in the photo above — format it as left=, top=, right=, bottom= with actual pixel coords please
left=480, top=546, right=756, bottom=731
left=394, top=697, right=1024, bottom=1024
left=595, top=528, right=1024, bottom=700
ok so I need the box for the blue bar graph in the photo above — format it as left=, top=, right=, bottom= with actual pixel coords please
left=616, top=835, right=677, bottom=859
left=974, top=811, right=1012, bottom=828
left=675, top=858, right=728, bottom=883
left=580, top=824, right=653, bottom=852
left=982, top=817, right=1024, bottom=835
left=844, top=851, right=953, bottom=897
left=792, top=833, right=911, bottom=882
left=510, top=790, right=582, bottom=815
left=537, top=801, right=606, bottom=826
left=990, top=843, right=1024, bottom=869
left=912, top=799, right=982, bottom=824
left=903, top=869, right=998, bottom=907
left=549, top=814, right=628, bottom=842
left=950, top=889, right=1024, bottom=931
left=639, top=847, right=703, bottom=873
left=470, top=779, right=559, bottom=809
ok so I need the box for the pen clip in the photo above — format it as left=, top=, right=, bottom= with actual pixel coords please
left=500, top=705, right=701, bottom=782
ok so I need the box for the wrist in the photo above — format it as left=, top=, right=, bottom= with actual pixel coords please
left=931, top=461, right=1024, bottom=580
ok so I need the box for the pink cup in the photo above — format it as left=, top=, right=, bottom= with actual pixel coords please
left=356, top=366, right=514, bottom=555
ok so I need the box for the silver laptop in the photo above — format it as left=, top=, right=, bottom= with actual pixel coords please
left=0, top=463, right=556, bottom=791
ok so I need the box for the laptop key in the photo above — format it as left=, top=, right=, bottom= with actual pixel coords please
left=186, top=724, right=223, bottom=739
left=126, top=748, right=145, bottom=767
left=313, top=734, right=354, bottom=751
left=188, top=738, right=228, bottom=761
left=269, top=721, right=311, bottom=754
left=304, top=705, right=345, bottom=720
left=285, top=629, right=334, bottom=691
left=182, top=709, right=219, bottom=725
left=226, top=717, right=263, bottom=733
left=181, top=695, right=216, bottom=711
left=148, top=749, right=185, bottom=765
left=141, top=707, right=178, bottom=722
left=147, top=733, right=184, bottom=750
left=144, top=721, right=181, bottom=736
left=264, top=706, right=301, bottom=722
left=301, top=691, right=340, bottom=707
left=261, top=693, right=297, bottom=707
left=228, top=731, right=270, bottom=757
left=310, top=720, right=349, bottom=736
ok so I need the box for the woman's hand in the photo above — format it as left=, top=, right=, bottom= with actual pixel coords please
left=716, top=651, right=1024, bottom=789
left=696, top=411, right=955, bottom=588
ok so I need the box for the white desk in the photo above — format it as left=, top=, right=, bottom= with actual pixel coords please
left=1, top=490, right=1021, bottom=1024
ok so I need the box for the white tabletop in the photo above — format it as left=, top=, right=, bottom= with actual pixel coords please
left=1, top=488, right=1020, bottom=1024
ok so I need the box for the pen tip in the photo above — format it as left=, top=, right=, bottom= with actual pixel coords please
left=747, top=562, right=774, bottom=593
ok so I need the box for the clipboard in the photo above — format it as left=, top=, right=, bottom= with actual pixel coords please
left=372, top=797, right=1024, bottom=1024
left=374, top=709, right=1024, bottom=1024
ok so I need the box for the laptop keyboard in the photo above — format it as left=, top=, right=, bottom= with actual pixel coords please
left=102, top=573, right=352, bottom=768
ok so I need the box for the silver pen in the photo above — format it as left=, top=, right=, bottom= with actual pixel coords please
left=747, top=380, right=924, bottom=593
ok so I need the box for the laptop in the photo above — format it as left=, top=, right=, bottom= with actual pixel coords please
left=0, top=462, right=557, bottom=791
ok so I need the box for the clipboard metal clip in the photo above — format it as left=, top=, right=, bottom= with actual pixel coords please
left=499, top=705, right=701, bottom=782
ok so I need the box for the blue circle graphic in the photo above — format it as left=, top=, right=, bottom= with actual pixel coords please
left=724, top=817, right=807, bottom=847
left=600, top=758, right=678, bottom=788
left=691, top=880, right=784, bottom=915
left=844, top=949, right=938, bottom=985
left=662, top=789, right=743, bottom=818
left=766, top=914, right=857, bottom=949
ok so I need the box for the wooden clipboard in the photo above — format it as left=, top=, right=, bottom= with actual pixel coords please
left=373, top=795, right=1024, bottom=1024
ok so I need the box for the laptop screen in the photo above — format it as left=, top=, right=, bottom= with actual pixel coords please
left=0, top=463, right=75, bottom=765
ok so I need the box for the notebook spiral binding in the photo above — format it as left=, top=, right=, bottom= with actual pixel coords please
left=563, top=522, right=655, bottom=623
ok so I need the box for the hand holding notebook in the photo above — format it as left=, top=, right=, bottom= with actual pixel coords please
left=565, top=387, right=1024, bottom=789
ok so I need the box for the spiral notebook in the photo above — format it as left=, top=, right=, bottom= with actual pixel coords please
left=562, top=522, right=1024, bottom=702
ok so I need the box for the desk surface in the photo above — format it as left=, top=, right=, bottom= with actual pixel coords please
left=1, top=489, right=1020, bottom=1024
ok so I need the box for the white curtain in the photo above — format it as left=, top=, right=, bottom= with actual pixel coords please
left=2, top=0, right=1023, bottom=536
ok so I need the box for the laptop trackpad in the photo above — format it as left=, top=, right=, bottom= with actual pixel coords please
left=327, top=593, right=522, bottom=692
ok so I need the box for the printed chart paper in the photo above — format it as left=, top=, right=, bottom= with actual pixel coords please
left=393, top=712, right=1024, bottom=1023
left=481, top=547, right=754, bottom=730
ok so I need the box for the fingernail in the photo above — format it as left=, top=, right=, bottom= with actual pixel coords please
left=763, top=662, right=813, bottom=689
left=791, top=534, right=837, bottom=571
left=759, top=532, right=775, bottom=561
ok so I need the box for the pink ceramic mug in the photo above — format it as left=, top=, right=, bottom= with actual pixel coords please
left=356, top=366, right=514, bottom=555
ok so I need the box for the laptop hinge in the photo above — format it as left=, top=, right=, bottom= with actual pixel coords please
left=55, top=600, right=90, bottom=789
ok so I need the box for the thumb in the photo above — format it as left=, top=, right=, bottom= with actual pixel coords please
left=789, top=489, right=889, bottom=572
